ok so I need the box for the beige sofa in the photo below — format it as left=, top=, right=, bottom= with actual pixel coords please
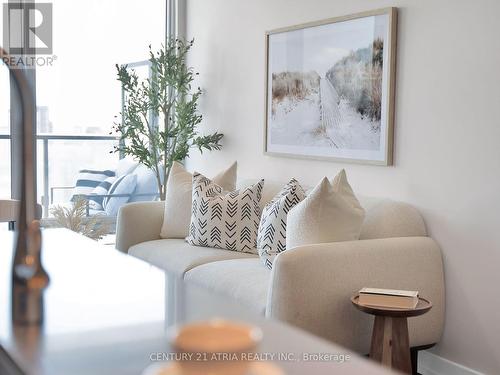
left=115, top=180, right=445, bottom=355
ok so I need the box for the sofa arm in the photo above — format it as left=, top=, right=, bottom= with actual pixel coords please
left=266, top=237, right=445, bottom=354
left=115, top=201, right=165, bottom=253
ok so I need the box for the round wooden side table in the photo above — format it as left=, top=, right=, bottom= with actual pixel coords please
left=351, top=295, right=432, bottom=374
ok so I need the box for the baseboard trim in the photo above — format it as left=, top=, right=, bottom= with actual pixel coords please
left=418, top=351, right=484, bottom=375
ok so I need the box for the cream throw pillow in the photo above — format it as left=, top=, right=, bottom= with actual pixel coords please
left=160, top=161, right=237, bottom=238
left=286, top=169, right=365, bottom=249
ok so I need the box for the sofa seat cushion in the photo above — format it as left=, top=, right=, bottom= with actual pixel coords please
left=184, top=259, right=271, bottom=315
left=128, top=239, right=257, bottom=276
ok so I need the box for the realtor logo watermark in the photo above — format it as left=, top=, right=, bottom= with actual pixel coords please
left=2, top=2, right=56, bottom=67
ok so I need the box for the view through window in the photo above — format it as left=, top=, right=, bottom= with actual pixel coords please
left=35, top=0, right=165, bottom=237
left=0, top=65, right=10, bottom=200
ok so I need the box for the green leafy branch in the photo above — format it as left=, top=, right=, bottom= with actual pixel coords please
left=112, top=38, right=223, bottom=200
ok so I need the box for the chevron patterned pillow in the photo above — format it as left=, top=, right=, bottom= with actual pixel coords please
left=187, top=172, right=264, bottom=254
left=257, top=178, right=306, bottom=269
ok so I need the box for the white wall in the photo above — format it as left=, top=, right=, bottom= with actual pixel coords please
left=185, top=1, right=500, bottom=373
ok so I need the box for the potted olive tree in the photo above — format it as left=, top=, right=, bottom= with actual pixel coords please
left=113, top=38, right=223, bottom=200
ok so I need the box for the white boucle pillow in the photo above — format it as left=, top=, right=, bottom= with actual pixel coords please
left=286, top=169, right=365, bottom=249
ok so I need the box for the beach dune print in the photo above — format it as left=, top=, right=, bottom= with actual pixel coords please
left=267, top=14, right=389, bottom=160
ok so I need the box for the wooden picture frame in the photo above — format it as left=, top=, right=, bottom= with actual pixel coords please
left=264, top=7, right=398, bottom=166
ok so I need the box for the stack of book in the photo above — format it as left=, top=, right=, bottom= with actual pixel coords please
left=358, top=288, right=419, bottom=309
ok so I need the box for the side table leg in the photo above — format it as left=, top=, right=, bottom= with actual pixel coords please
left=370, top=316, right=392, bottom=365
left=370, top=316, right=412, bottom=374
left=392, top=318, right=412, bottom=374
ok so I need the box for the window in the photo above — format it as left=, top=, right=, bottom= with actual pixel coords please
left=35, top=0, right=166, bottom=220
left=0, top=65, right=10, bottom=198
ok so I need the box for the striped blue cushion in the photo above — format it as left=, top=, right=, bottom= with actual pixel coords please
left=71, top=169, right=115, bottom=202
left=88, top=176, right=117, bottom=211
left=103, top=174, right=137, bottom=216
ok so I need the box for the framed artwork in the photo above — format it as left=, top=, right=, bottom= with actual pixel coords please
left=264, top=8, right=397, bottom=165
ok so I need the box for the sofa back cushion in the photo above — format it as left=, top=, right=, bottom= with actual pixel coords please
left=237, top=178, right=427, bottom=240
left=357, top=197, right=427, bottom=239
